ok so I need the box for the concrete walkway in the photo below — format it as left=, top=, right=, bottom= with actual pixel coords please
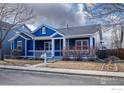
left=0, top=65, right=124, bottom=78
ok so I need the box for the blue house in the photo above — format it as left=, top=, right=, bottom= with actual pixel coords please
left=8, top=24, right=103, bottom=59
left=3, top=24, right=32, bottom=56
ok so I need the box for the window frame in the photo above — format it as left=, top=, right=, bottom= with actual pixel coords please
left=17, top=41, right=23, bottom=49
left=75, top=39, right=89, bottom=50
left=42, top=26, right=46, bottom=34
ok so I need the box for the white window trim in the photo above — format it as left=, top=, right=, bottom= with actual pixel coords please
left=44, top=41, right=52, bottom=51
left=17, top=41, right=22, bottom=49
left=75, top=39, right=89, bottom=50
left=42, top=26, right=46, bottom=34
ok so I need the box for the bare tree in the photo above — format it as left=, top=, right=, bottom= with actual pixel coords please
left=83, top=4, right=124, bottom=48
left=111, top=26, right=121, bottom=49
left=83, top=4, right=124, bottom=22
left=0, top=3, right=34, bottom=60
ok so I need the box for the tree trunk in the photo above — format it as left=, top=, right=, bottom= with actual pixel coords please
left=0, top=41, right=4, bottom=60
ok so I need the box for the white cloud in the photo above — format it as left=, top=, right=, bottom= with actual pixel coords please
left=25, top=3, right=86, bottom=29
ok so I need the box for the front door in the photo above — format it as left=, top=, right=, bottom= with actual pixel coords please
left=44, top=41, right=52, bottom=57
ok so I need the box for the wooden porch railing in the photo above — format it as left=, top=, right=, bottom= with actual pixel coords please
left=62, top=49, right=91, bottom=60
left=28, top=50, right=52, bottom=58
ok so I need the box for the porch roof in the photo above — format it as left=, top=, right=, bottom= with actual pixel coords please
left=8, top=32, right=32, bottom=41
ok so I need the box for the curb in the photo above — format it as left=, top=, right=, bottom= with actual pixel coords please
left=0, top=65, right=124, bottom=78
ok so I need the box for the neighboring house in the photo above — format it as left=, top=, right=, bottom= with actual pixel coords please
left=3, top=24, right=31, bottom=56
left=8, top=24, right=103, bottom=59
left=101, top=24, right=124, bottom=49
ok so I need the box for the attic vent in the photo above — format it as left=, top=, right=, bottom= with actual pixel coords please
left=42, top=26, right=46, bottom=34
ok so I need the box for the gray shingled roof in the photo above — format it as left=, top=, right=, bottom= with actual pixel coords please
left=20, top=32, right=32, bottom=39
left=57, top=24, right=101, bottom=36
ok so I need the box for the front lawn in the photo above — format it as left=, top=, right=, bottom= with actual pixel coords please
left=0, top=59, right=42, bottom=66
left=45, top=61, right=124, bottom=72
left=47, top=61, right=103, bottom=71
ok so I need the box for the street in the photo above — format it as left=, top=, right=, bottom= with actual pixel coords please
left=0, top=69, right=124, bottom=85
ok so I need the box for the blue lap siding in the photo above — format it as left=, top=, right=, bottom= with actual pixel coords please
left=33, top=26, right=56, bottom=36
left=27, top=40, right=33, bottom=56
left=13, top=36, right=25, bottom=56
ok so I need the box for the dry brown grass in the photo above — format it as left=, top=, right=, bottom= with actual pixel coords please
left=47, top=61, right=103, bottom=71
left=0, top=59, right=42, bottom=66
left=117, top=63, right=124, bottom=72
left=47, top=61, right=124, bottom=72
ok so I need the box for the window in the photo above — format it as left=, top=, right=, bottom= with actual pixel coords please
left=42, top=26, right=46, bottom=34
left=44, top=41, right=51, bottom=50
left=75, top=40, right=89, bottom=50
left=17, top=41, right=22, bottom=50
left=76, top=40, right=82, bottom=50
left=82, top=40, right=89, bottom=50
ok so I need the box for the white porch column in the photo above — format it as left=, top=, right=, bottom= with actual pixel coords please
left=90, top=36, right=94, bottom=56
left=33, top=40, right=35, bottom=58
left=25, top=40, right=27, bottom=57
left=63, top=38, right=66, bottom=49
left=52, top=39, right=54, bottom=57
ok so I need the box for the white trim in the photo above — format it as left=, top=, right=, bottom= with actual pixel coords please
left=75, top=40, right=82, bottom=50
left=52, top=39, right=54, bottom=57
left=90, top=36, right=93, bottom=48
left=8, top=35, right=18, bottom=41
left=75, top=39, right=89, bottom=51
left=17, top=41, right=23, bottom=49
left=51, top=31, right=64, bottom=37
left=50, top=32, right=57, bottom=37
left=89, top=36, right=94, bottom=55
left=32, top=24, right=45, bottom=33
left=32, top=24, right=64, bottom=37
left=52, top=37, right=64, bottom=40
left=21, top=32, right=34, bottom=39
left=44, top=41, right=52, bottom=51
left=8, top=34, right=30, bottom=41
left=63, top=38, right=66, bottom=49
left=33, top=40, right=35, bottom=58
left=50, top=32, right=64, bottom=38
left=42, top=26, right=46, bottom=34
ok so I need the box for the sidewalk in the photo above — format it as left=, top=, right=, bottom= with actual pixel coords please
left=0, top=65, right=124, bottom=78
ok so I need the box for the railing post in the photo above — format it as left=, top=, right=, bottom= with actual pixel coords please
left=90, top=36, right=93, bottom=56
left=52, top=39, right=54, bottom=57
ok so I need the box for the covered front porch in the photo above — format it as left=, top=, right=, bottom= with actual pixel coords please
left=27, top=38, right=63, bottom=58
left=63, top=36, right=96, bottom=60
